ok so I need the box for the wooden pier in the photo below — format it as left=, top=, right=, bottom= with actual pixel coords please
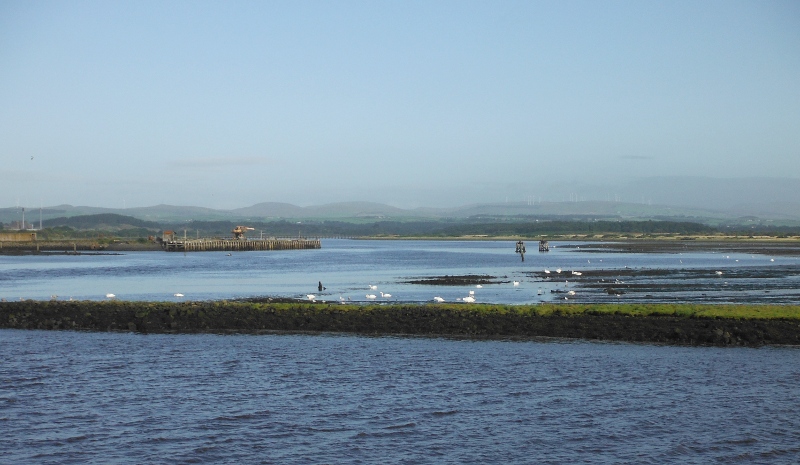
left=161, top=238, right=321, bottom=252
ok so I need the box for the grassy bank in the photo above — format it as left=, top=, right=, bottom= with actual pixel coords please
left=2, top=301, right=799, bottom=346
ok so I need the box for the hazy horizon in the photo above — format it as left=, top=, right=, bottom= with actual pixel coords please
left=2, top=1, right=799, bottom=210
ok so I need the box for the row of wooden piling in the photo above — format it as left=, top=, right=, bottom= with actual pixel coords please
left=162, top=238, right=321, bottom=252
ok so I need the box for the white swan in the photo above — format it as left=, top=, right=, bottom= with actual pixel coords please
left=433, top=296, right=445, bottom=303
left=366, top=294, right=377, bottom=300
left=380, top=291, right=392, bottom=298
left=369, top=285, right=377, bottom=290
left=462, top=296, right=476, bottom=303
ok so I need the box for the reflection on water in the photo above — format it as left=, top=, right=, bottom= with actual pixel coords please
left=1, top=239, right=798, bottom=304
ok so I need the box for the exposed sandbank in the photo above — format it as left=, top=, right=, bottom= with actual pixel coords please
left=2, top=301, right=799, bottom=347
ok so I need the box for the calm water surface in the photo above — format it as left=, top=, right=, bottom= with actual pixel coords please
left=1, top=239, right=798, bottom=304
left=2, top=329, right=799, bottom=464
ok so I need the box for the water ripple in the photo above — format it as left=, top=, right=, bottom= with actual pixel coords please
left=2, top=329, right=800, bottom=464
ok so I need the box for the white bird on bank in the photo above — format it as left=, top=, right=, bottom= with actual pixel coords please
left=544, top=269, right=551, bottom=274
left=105, top=294, right=116, bottom=299
left=433, top=296, right=445, bottom=303
left=366, top=294, right=377, bottom=300
left=380, top=291, right=392, bottom=298
left=556, top=268, right=562, bottom=274
left=306, top=294, right=316, bottom=301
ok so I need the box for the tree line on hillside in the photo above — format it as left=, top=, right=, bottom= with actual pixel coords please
left=41, top=213, right=161, bottom=230
left=6, top=213, right=800, bottom=239
left=168, top=219, right=718, bottom=238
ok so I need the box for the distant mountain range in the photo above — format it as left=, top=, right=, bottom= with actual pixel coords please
left=2, top=177, right=799, bottom=227
left=1, top=200, right=798, bottom=229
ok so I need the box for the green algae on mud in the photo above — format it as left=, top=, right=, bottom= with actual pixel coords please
left=2, top=301, right=799, bottom=346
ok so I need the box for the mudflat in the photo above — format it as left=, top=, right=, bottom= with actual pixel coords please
left=2, top=300, right=799, bottom=347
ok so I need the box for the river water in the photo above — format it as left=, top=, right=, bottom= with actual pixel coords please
left=1, top=239, right=799, bottom=304
left=2, top=329, right=799, bottom=464
left=3, top=240, right=800, bottom=463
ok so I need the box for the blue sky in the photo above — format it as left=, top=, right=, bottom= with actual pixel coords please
left=2, top=0, right=799, bottom=209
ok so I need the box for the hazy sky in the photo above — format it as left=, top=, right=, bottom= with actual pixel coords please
left=2, top=0, right=799, bottom=209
